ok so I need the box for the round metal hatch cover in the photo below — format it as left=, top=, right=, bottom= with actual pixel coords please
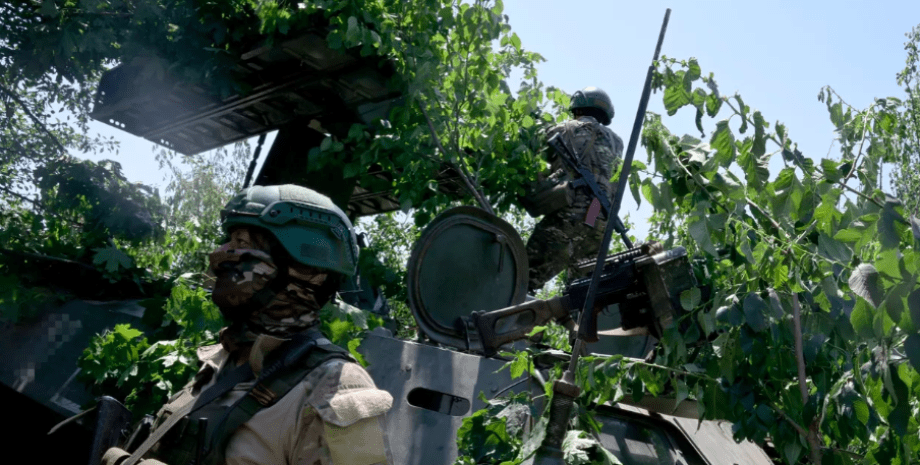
left=407, top=206, right=528, bottom=349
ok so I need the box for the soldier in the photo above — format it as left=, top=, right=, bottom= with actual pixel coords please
left=526, top=87, right=625, bottom=292
left=103, top=184, right=393, bottom=465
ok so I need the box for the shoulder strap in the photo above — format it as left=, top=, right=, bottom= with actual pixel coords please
left=121, top=362, right=254, bottom=465
left=199, top=332, right=353, bottom=465
left=123, top=330, right=349, bottom=465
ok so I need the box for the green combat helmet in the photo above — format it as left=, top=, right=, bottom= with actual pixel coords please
left=220, top=184, right=359, bottom=276
left=569, top=86, right=614, bottom=126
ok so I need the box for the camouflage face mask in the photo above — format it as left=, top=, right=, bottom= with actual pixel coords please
left=209, top=227, right=337, bottom=337
left=209, top=244, right=279, bottom=320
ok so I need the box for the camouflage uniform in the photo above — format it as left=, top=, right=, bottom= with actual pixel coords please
left=526, top=116, right=624, bottom=291
left=144, top=329, right=393, bottom=465
left=103, top=186, right=393, bottom=465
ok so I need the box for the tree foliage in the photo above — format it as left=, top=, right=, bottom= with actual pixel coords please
left=9, top=2, right=920, bottom=464
left=486, top=56, right=920, bottom=465
left=891, top=25, right=920, bottom=218
left=3, top=0, right=569, bottom=424
left=459, top=48, right=920, bottom=465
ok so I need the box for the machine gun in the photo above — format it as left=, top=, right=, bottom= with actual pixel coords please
left=468, top=242, right=694, bottom=356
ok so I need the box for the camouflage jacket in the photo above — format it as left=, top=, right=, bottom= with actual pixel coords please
left=132, top=329, right=394, bottom=465
left=544, top=115, right=624, bottom=203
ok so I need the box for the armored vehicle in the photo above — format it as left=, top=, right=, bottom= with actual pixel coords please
left=0, top=23, right=772, bottom=465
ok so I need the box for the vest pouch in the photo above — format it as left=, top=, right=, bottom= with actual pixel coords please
left=520, top=179, right=574, bottom=217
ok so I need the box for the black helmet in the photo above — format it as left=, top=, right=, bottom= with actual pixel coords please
left=569, top=87, right=614, bottom=125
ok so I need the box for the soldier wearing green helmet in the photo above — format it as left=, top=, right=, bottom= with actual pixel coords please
left=525, top=87, right=625, bottom=291
left=103, top=184, right=393, bottom=465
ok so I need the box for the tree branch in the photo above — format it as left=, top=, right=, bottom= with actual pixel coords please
left=418, top=100, right=494, bottom=214
left=838, top=181, right=885, bottom=209
left=842, top=109, right=873, bottom=184
left=0, top=82, right=69, bottom=158
left=0, top=184, right=42, bottom=209
left=773, top=405, right=810, bottom=438
left=791, top=294, right=808, bottom=404
left=746, top=197, right=789, bottom=240
left=792, top=293, right=823, bottom=465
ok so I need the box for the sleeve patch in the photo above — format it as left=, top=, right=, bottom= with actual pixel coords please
left=324, top=416, right=388, bottom=465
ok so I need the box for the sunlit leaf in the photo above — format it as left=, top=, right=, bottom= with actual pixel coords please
left=710, top=120, right=735, bottom=165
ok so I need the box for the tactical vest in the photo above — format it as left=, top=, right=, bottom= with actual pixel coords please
left=146, top=336, right=352, bottom=465
left=520, top=119, right=601, bottom=218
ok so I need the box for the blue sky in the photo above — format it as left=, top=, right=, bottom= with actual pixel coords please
left=500, top=0, right=920, bottom=238
left=76, top=1, right=920, bottom=239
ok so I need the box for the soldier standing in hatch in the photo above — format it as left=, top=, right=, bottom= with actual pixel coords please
left=526, top=87, right=624, bottom=292
left=103, top=184, right=392, bottom=465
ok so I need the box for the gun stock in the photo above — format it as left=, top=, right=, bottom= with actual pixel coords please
left=471, top=296, right=574, bottom=355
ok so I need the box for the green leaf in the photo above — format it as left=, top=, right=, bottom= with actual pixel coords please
left=694, top=108, right=704, bottom=136
left=688, top=219, right=717, bottom=256
left=113, top=324, right=143, bottom=342
left=320, top=136, right=333, bottom=151
left=905, top=334, right=920, bottom=372
left=737, top=148, right=770, bottom=189
left=629, top=173, right=642, bottom=209
left=752, top=111, right=766, bottom=156
left=686, top=58, right=701, bottom=81
left=457, top=409, right=513, bottom=461
left=705, top=93, right=722, bottom=117
left=511, top=33, right=521, bottom=50
left=833, top=228, right=863, bottom=243
left=755, top=404, right=775, bottom=424
left=848, top=263, right=883, bottom=308
left=519, top=417, right=547, bottom=461
left=909, top=288, right=920, bottom=330
left=343, top=162, right=363, bottom=178
left=783, top=439, right=802, bottom=465
left=774, top=125, right=789, bottom=153
left=346, top=16, right=360, bottom=42
left=717, top=333, right=738, bottom=380
left=852, top=399, right=870, bottom=425
left=663, top=76, right=691, bottom=115
left=673, top=379, right=689, bottom=412
left=680, top=288, right=701, bottom=311
left=878, top=199, right=904, bottom=249
left=821, top=158, right=842, bottom=183
left=829, top=102, right=844, bottom=128
left=742, top=293, right=769, bottom=332
left=93, top=246, right=133, bottom=274
left=710, top=120, right=735, bottom=165
left=850, top=299, right=874, bottom=340
left=562, top=430, right=595, bottom=465
left=348, top=339, right=369, bottom=367
left=641, top=181, right=656, bottom=205
left=509, top=351, right=529, bottom=379
left=735, top=95, right=749, bottom=133
left=817, top=232, right=852, bottom=264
